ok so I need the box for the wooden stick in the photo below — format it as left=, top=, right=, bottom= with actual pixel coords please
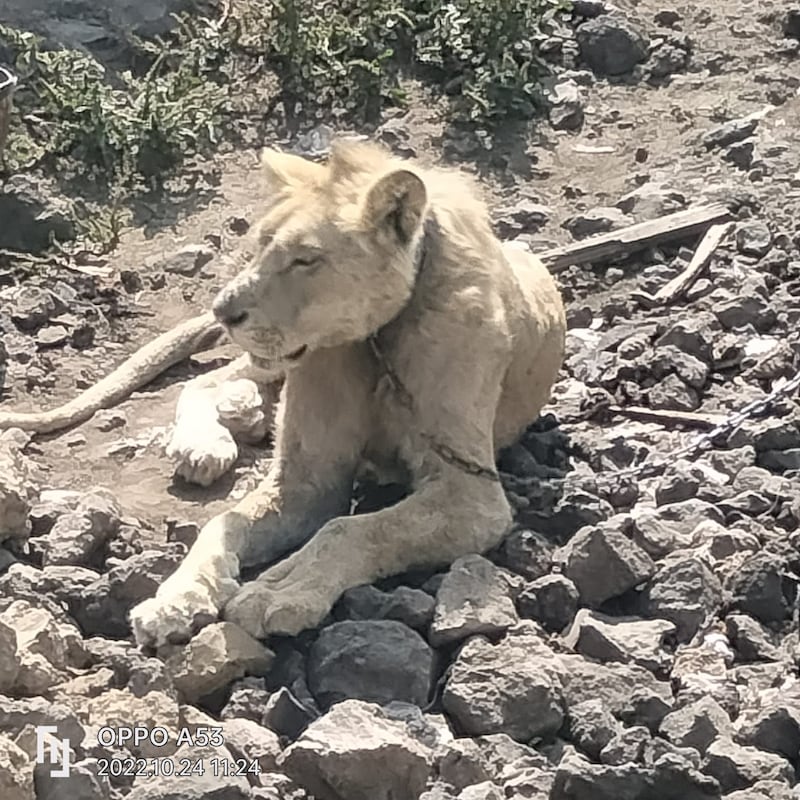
left=539, top=203, right=732, bottom=272
left=634, top=221, right=733, bottom=307
left=607, top=404, right=727, bottom=430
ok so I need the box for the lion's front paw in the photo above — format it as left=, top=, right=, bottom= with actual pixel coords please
left=166, top=421, right=239, bottom=487
left=223, top=567, right=334, bottom=639
left=216, top=379, right=268, bottom=443
left=130, top=580, right=223, bottom=649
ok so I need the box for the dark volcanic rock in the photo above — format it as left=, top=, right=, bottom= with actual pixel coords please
left=556, top=522, right=656, bottom=606
left=576, top=14, right=649, bottom=76
left=442, top=627, right=565, bottom=742
left=308, top=620, right=434, bottom=710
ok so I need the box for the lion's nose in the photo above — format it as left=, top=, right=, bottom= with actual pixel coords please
left=212, top=294, right=249, bottom=327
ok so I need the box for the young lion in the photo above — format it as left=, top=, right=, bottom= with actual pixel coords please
left=126, top=139, right=566, bottom=647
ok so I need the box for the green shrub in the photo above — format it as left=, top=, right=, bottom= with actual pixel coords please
left=263, top=0, right=571, bottom=124
left=0, top=16, right=229, bottom=185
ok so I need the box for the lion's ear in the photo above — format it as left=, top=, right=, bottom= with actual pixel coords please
left=261, top=148, right=324, bottom=192
left=361, top=169, right=427, bottom=244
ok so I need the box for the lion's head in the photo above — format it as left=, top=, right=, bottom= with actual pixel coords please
left=211, top=140, right=429, bottom=370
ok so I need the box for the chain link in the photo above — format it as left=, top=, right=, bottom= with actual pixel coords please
left=371, top=336, right=800, bottom=490
left=370, top=215, right=800, bottom=489
left=368, top=334, right=502, bottom=482
left=565, top=368, right=800, bottom=491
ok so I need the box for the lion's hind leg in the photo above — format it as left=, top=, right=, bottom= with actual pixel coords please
left=223, top=466, right=513, bottom=638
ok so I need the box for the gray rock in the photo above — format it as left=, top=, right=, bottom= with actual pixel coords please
left=280, top=700, right=433, bottom=800
left=654, top=462, right=703, bottom=506
left=442, top=627, right=564, bottom=741
left=759, top=448, right=800, bottom=472
left=34, top=758, right=111, bottom=800
left=629, top=511, right=701, bottom=560
left=0, top=734, right=33, bottom=800
left=517, top=574, right=579, bottom=633
left=0, top=438, right=36, bottom=545
left=72, top=549, right=182, bottom=638
left=0, top=564, right=100, bottom=612
left=0, top=618, right=19, bottom=693
left=725, top=614, right=781, bottom=662
left=0, top=175, right=75, bottom=253
left=659, top=696, right=732, bottom=754
left=458, top=783, right=504, bottom=800
left=554, top=745, right=719, bottom=800
left=642, top=556, right=723, bottom=642
left=559, top=655, right=673, bottom=731
left=337, top=584, right=434, bottom=632
left=548, top=79, right=584, bottom=131
left=724, top=139, right=756, bottom=170
left=220, top=717, right=281, bottom=773
left=617, top=183, right=686, bottom=221
left=648, top=40, right=689, bottom=79
left=566, top=699, right=621, bottom=759
left=262, top=686, right=318, bottom=740
left=702, top=738, right=793, bottom=793
left=556, top=522, right=656, bottom=606
left=0, top=599, right=88, bottom=694
left=725, top=552, right=791, bottom=623
left=430, top=555, right=518, bottom=647
left=492, top=528, right=554, bottom=580
left=576, top=14, right=649, bottom=76
left=0, top=696, right=84, bottom=743
left=308, top=620, right=433, bottom=710
left=126, top=743, right=250, bottom=799
left=158, top=244, right=215, bottom=276
left=9, top=287, right=58, bottom=330
left=733, top=686, right=800, bottom=760
left=437, top=737, right=492, bottom=792
left=493, top=199, right=551, bottom=239
left=656, top=317, right=714, bottom=363
left=220, top=677, right=269, bottom=722
left=563, top=207, right=630, bottom=239
left=166, top=623, right=274, bottom=703
left=83, top=637, right=174, bottom=698
left=703, top=118, right=759, bottom=150
left=564, top=610, right=675, bottom=672
left=715, top=294, right=775, bottom=333
left=648, top=373, right=700, bottom=411
left=599, top=725, right=651, bottom=765
left=643, top=736, right=702, bottom=769
left=39, top=490, right=121, bottom=568
left=420, top=786, right=458, bottom=800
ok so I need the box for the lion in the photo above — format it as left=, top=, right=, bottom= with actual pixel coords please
left=1, top=139, right=566, bottom=647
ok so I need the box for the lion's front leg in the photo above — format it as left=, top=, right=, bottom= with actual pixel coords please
left=167, top=354, right=280, bottom=487
left=224, top=468, right=512, bottom=638
left=132, top=345, right=373, bottom=648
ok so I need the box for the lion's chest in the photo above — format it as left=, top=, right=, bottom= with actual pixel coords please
left=360, top=369, right=427, bottom=483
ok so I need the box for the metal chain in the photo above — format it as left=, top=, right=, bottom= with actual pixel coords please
left=367, top=335, right=502, bottom=482
left=565, top=368, right=800, bottom=490
left=370, top=213, right=800, bottom=488
left=371, top=336, right=800, bottom=490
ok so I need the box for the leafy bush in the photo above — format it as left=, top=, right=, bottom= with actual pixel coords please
left=0, top=17, right=229, bottom=185
left=263, top=0, right=571, bottom=124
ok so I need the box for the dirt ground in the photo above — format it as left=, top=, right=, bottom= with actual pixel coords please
left=3, top=0, right=799, bottom=529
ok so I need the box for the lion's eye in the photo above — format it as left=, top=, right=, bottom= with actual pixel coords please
left=288, top=256, right=322, bottom=273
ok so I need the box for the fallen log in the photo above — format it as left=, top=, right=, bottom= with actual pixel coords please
left=539, top=203, right=733, bottom=272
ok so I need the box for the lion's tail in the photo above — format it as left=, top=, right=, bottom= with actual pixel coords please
left=0, top=312, right=225, bottom=434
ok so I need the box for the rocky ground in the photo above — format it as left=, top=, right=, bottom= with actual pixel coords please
left=2, top=0, right=800, bottom=799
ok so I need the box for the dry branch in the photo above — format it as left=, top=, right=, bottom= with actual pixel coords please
left=539, top=203, right=732, bottom=272
left=606, top=404, right=728, bottom=430
left=633, top=221, right=734, bottom=308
